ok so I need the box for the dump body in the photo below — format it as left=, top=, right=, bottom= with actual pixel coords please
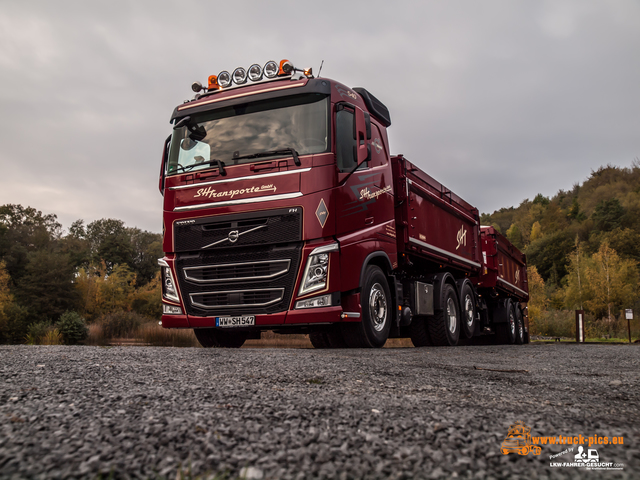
left=392, top=156, right=481, bottom=275
left=478, top=226, right=529, bottom=302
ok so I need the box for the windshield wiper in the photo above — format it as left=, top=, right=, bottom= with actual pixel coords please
left=232, top=147, right=301, bottom=166
left=176, top=157, right=226, bottom=175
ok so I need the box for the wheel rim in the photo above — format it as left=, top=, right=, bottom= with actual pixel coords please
left=517, top=315, right=524, bottom=339
left=369, top=283, right=387, bottom=332
left=446, top=297, right=457, bottom=334
left=509, top=309, right=516, bottom=336
left=464, top=294, right=474, bottom=329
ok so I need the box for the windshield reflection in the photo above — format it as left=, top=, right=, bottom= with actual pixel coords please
left=168, top=94, right=329, bottom=175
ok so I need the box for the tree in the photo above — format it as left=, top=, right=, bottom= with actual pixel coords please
left=582, top=243, right=639, bottom=320
left=506, top=224, right=523, bottom=249
left=592, top=198, right=625, bottom=233
left=530, top=221, right=543, bottom=242
left=526, top=266, right=547, bottom=334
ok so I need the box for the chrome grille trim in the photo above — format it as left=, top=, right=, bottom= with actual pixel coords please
left=189, top=288, right=285, bottom=310
left=183, top=259, right=291, bottom=284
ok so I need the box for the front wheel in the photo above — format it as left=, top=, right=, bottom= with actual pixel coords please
left=342, top=266, right=391, bottom=348
left=194, top=328, right=248, bottom=348
left=496, top=300, right=517, bottom=345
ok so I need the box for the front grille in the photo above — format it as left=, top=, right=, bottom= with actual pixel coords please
left=190, top=288, right=284, bottom=310
left=183, top=259, right=291, bottom=284
left=176, top=243, right=302, bottom=316
left=174, top=208, right=302, bottom=253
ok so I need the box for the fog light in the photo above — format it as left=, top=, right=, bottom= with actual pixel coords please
left=264, top=61, right=278, bottom=78
left=163, top=304, right=183, bottom=315
left=248, top=64, right=262, bottom=81
left=232, top=67, right=247, bottom=85
left=295, top=294, right=332, bottom=309
left=218, top=71, right=231, bottom=88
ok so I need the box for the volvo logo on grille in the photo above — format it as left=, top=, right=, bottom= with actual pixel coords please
left=201, top=224, right=267, bottom=249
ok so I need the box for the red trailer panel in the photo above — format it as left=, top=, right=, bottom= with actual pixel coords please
left=478, top=226, right=529, bottom=301
left=392, top=156, right=481, bottom=274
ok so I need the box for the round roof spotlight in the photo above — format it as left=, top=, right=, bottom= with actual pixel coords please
left=263, top=61, right=278, bottom=78
left=217, top=71, right=232, bottom=88
left=248, top=64, right=263, bottom=82
left=279, top=59, right=294, bottom=75
left=192, top=81, right=203, bottom=93
left=232, top=67, right=247, bottom=85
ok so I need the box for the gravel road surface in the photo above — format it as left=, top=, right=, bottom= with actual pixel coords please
left=1, top=343, right=639, bottom=479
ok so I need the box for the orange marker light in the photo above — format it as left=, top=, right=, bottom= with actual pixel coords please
left=208, top=75, right=219, bottom=90
left=279, top=59, right=294, bottom=75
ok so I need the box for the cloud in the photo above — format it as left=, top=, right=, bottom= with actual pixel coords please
left=0, top=0, right=638, bottom=233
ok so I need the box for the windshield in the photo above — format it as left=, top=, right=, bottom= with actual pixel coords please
left=167, top=94, right=329, bottom=175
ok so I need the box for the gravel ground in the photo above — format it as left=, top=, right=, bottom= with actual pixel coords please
left=1, top=343, right=639, bottom=479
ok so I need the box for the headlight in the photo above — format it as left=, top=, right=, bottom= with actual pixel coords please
left=158, top=259, right=180, bottom=303
left=298, top=243, right=338, bottom=296
left=217, top=71, right=231, bottom=88
left=295, top=294, right=332, bottom=309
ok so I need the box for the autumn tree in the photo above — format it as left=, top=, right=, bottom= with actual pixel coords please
left=526, top=266, right=547, bottom=334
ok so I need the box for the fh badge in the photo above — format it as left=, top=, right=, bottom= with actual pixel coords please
left=456, top=226, right=467, bottom=250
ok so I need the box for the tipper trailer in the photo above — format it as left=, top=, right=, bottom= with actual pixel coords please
left=158, top=59, right=529, bottom=348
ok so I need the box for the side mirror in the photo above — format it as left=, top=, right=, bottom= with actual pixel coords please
left=159, top=135, right=171, bottom=195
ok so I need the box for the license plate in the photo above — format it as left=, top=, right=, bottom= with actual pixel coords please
left=215, top=316, right=255, bottom=327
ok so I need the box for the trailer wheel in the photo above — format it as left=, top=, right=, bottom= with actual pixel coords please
left=309, top=331, right=330, bottom=349
left=342, top=266, right=391, bottom=348
left=193, top=328, right=248, bottom=348
left=496, top=300, right=516, bottom=344
left=514, top=304, right=524, bottom=345
left=460, top=282, right=477, bottom=339
left=428, top=283, right=460, bottom=346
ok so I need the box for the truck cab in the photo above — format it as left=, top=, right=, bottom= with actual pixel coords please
left=159, top=60, right=397, bottom=347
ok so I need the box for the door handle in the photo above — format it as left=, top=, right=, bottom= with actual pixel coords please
left=365, top=217, right=374, bottom=225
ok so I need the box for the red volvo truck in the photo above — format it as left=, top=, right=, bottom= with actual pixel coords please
left=158, top=59, right=529, bottom=348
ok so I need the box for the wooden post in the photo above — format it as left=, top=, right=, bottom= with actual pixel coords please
left=626, top=309, right=633, bottom=344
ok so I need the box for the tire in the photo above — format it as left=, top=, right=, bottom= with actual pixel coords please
left=459, top=282, right=477, bottom=339
left=309, top=331, right=330, bottom=349
left=427, top=283, right=460, bottom=346
left=496, top=300, right=516, bottom=345
left=514, top=303, right=524, bottom=345
left=341, top=266, right=391, bottom=348
left=409, top=315, right=432, bottom=347
left=194, top=328, right=248, bottom=348
left=325, top=326, right=348, bottom=348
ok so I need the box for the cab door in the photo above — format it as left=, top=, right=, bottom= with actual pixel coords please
left=334, top=104, right=394, bottom=238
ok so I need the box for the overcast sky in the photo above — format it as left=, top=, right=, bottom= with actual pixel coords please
left=1, top=0, right=639, bottom=233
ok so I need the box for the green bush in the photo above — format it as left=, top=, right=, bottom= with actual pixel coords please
left=0, top=303, right=32, bottom=344
left=25, top=321, right=51, bottom=344
left=57, top=311, right=88, bottom=345
left=95, top=310, right=145, bottom=339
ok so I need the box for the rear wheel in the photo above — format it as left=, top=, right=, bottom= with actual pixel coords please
left=342, top=266, right=391, bottom=348
left=409, top=315, right=433, bottom=347
left=428, top=283, right=460, bottom=346
left=194, top=328, right=248, bottom=348
left=514, top=303, right=524, bottom=345
left=496, top=300, right=517, bottom=345
left=460, top=282, right=477, bottom=339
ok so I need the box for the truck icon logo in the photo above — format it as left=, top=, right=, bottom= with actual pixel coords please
left=501, top=421, right=542, bottom=456
left=456, top=226, right=467, bottom=250
left=574, top=446, right=599, bottom=463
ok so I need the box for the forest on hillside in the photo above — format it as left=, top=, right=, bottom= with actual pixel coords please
left=0, top=204, right=163, bottom=344
left=481, top=161, right=640, bottom=338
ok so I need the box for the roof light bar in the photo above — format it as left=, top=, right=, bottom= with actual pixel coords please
left=196, top=59, right=310, bottom=93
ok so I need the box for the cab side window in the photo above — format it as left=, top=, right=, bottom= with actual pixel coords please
left=336, top=107, right=356, bottom=173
